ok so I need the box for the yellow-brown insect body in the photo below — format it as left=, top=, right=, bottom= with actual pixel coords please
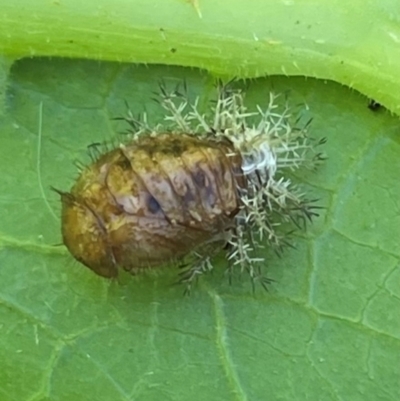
left=58, top=83, right=325, bottom=290
left=60, top=133, right=243, bottom=278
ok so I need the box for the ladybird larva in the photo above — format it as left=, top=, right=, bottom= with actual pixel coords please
left=56, top=82, right=326, bottom=290
left=58, top=133, right=243, bottom=278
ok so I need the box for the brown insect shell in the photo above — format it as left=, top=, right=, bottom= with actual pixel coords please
left=60, top=132, right=244, bottom=278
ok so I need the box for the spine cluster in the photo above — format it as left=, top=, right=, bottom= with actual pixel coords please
left=123, top=82, right=325, bottom=292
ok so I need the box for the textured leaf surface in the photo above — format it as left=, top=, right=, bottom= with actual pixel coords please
left=1, top=0, right=400, bottom=114
left=0, top=58, right=399, bottom=401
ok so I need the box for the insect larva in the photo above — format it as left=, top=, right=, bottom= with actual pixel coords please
left=55, top=82, right=325, bottom=291
left=58, top=133, right=242, bottom=278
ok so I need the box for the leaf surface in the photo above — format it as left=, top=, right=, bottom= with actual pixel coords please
left=0, top=58, right=399, bottom=401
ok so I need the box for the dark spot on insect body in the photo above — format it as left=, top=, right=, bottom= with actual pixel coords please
left=147, top=195, right=161, bottom=214
left=170, top=138, right=188, bottom=155
left=182, top=183, right=196, bottom=204
left=114, top=151, right=132, bottom=171
left=139, top=134, right=190, bottom=158
left=193, top=168, right=206, bottom=187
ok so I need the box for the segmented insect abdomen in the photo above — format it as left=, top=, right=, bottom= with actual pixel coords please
left=60, top=133, right=242, bottom=278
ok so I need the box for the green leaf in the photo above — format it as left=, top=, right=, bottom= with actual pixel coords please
left=1, top=0, right=400, bottom=114
left=0, top=58, right=399, bottom=401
